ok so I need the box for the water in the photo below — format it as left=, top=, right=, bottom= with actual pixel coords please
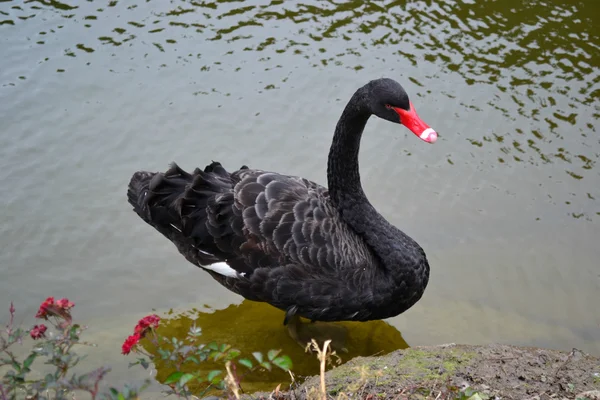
left=1, top=0, right=599, bottom=391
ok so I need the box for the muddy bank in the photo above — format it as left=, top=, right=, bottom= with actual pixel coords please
left=250, top=344, right=600, bottom=400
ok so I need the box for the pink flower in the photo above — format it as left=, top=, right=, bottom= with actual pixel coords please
left=56, top=298, right=74, bottom=310
left=134, top=314, right=160, bottom=336
left=30, top=324, right=47, bottom=340
left=121, top=333, right=141, bottom=355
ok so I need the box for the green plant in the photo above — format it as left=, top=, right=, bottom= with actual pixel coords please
left=453, top=387, right=490, bottom=400
left=1, top=297, right=294, bottom=400
left=121, top=319, right=293, bottom=398
left=0, top=299, right=148, bottom=400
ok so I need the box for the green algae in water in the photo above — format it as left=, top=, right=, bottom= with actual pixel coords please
left=141, top=300, right=408, bottom=395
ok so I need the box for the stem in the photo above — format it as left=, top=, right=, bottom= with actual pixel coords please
left=225, top=361, right=241, bottom=400
left=7, top=303, right=15, bottom=334
left=0, top=383, right=6, bottom=400
left=136, top=348, right=153, bottom=359
left=90, top=377, right=100, bottom=400
left=318, top=340, right=331, bottom=400
left=151, top=330, right=160, bottom=347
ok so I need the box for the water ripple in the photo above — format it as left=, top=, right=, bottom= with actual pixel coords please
left=1, top=0, right=599, bottom=220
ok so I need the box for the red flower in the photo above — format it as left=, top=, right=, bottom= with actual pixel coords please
left=30, top=324, right=47, bottom=340
left=35, top=296, right=75, bottom=325
left=134, top=314, right=160, bottom=336
left=56, top=298, right=74, bottom=310
left=122, top=314, right=160, bottom=355
left=35, top=297, right=55, bottom=319
left=121, top=333, right=141, bottom=355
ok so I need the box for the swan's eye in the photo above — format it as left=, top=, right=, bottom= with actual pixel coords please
left=385, top=104, right=392, bottom=109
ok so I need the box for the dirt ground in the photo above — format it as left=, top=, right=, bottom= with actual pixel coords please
left=249, top=344, right=600, bottom=400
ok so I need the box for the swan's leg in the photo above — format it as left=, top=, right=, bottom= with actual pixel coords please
left=285, top=314, right=306, bottom=347
left=285, top=314, right=349, bottom=353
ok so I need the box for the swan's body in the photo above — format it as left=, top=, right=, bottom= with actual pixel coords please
left=128, top=78, right=437, bottom=326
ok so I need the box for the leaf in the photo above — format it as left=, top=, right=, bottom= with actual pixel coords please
left=185, top=355, right=199, bottom=364
left=260, top=361, right=272, bottom=371
left=188, top=324, right=202, bottom=337
left=206, top=370, right=222, bottom=382
left=23, top=353, right=37, bottom=370
left=215, top=380, right=226, bottom=390
left=11, top=359, right=21, bottom=373
left=110, top=388, right=119, bottom=397
left=226, top=348, right=241, bottom=360
left=178, top=345, right=194, bottom=355
left=207, top=342, right=219, bottom=351
left=179, top=373, right=195, bottom=387
left=157, top=348, right=170, bottom=359
left=272, top=355, right=293, bottom=371
left=238, top=358, right=253, bottom=369
left=466, top=394, right=484, bottom=400
left=140, top=358, right=149, bottom=369
left=267, top=349, right=281, bottom=361
left=69, top=324, right=81, bottom=340
left=164, top=371, right=185, bottom=385
left=212, top=350, right=224, bottom=361
left=44, top=373, right=54, bottom=384
left=252, top=351, right=264, bottom=363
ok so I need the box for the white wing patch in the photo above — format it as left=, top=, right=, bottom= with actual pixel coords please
left=203, top=262, right=240, bottom=278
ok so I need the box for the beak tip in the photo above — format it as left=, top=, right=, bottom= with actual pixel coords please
left=428, top=131, right=438, bottom=143
left=419, top=128, right=438, bottom=144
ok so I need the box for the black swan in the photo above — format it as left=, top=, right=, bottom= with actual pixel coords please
left=127, top=78, right=437, bottom=343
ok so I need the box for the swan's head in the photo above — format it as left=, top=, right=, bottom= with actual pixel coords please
left=367, top=78, right=438, bottom=144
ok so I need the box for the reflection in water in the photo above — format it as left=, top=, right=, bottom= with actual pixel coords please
left=142, top=300, right=408, bottom=394
left=1, top=0, right=598, bottom=220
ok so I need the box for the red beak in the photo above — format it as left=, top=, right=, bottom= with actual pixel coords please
left=392, top=102, right=437, bottom=144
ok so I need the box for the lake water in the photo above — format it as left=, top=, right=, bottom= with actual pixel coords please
left=1, top=0, right=599, bottom=392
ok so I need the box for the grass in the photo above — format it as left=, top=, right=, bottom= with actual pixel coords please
left=250, top=340, right=488, bottom=400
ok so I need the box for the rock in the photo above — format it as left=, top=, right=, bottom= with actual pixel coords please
left=576, top=390, right=600, bottom=400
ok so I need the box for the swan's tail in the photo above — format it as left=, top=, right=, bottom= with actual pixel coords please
left=127, top=162, right=237, bottom=265
left=127, top=163, right=196, bottom=231
left=127, top=170, right=155, bottom=221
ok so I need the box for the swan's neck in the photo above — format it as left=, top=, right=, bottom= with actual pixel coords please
left=327, top=96, right=370, bottom=204
left=326, top=93, right=428, bottom=275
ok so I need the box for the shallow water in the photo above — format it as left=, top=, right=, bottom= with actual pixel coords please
left=1, top=0, right=599, bottom=391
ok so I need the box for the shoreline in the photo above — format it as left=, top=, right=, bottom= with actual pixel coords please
left=247, top=343, right=600, bottom=400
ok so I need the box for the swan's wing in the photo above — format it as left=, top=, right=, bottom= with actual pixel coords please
left=129, top=162, right=354, bottom=279
left=129, top=162, right=377, bottom=317
left=230, top=169, right=340, bottom=275
left=227, top=169, right=382, bottom=320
